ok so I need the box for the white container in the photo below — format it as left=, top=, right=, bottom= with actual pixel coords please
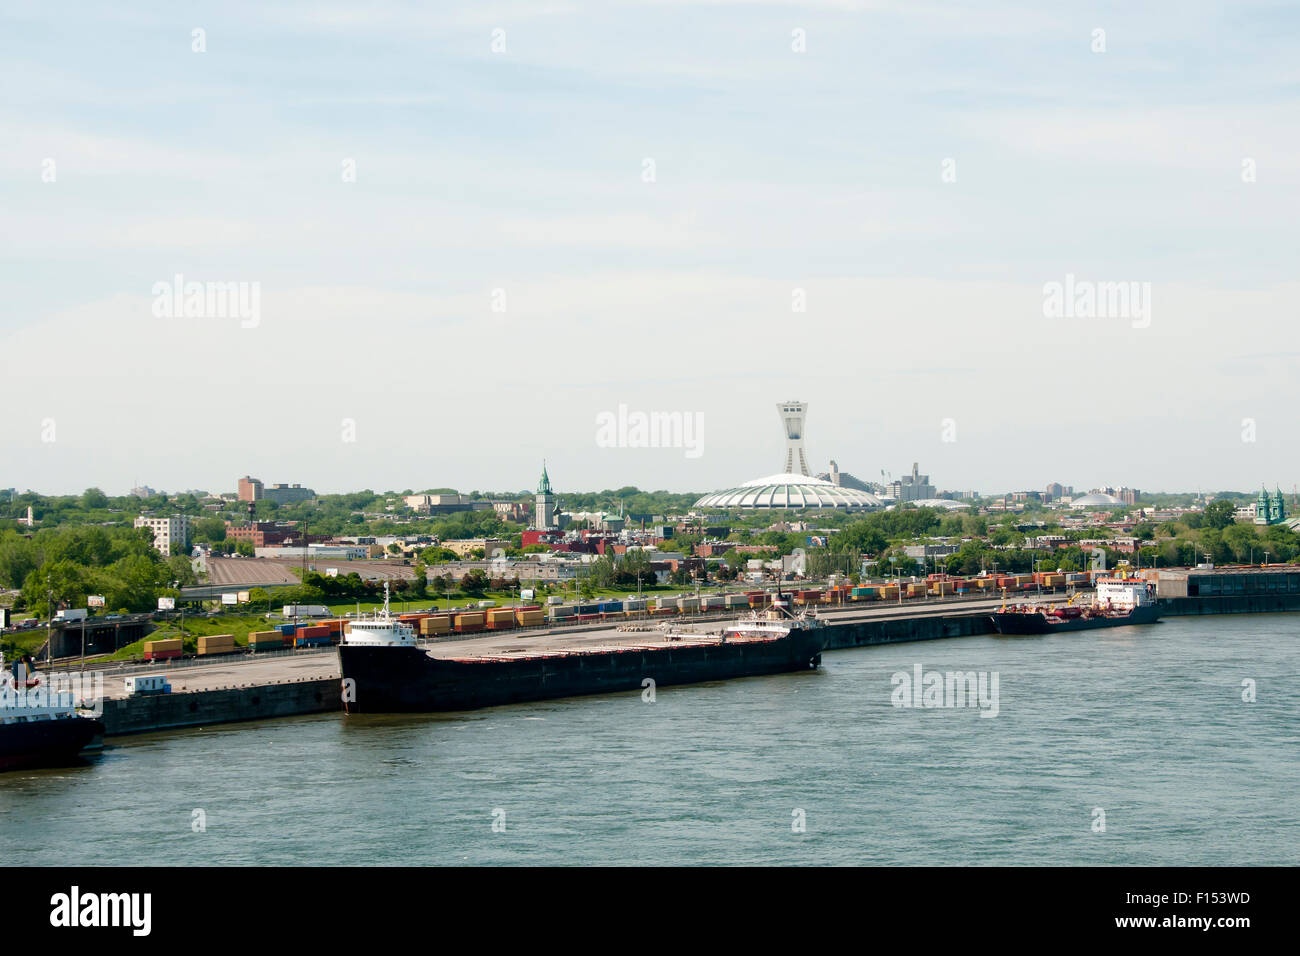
left=125, top=675, right=171, bottom=696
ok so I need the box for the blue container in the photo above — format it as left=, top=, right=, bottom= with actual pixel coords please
left=278, top=623, right=297, bottom=636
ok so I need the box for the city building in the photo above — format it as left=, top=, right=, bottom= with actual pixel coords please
left=441, top=539, right=509, bottom=559
left=816, top=460, right=877, bottom=492
left=224, top=520, right=326, bottom=548
left=888, top=463, right=936, bottom=502
left=237, top=476, right=264, bottom=502
left=403, top=493, right=494, bottom=515
left=134, top=514, right=191, bottom=557
left=237, top=477, right=314, bottom=504
left=492, top=501, right=530, bottom=522
left=263, top=483, right=314, bottom=505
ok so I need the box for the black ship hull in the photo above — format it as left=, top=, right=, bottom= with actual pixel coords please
left=0, top=716, right=104, bottom=772
left=991, top=604, right=1161, bottom=634
left=339, top=629, right=828, bottom=713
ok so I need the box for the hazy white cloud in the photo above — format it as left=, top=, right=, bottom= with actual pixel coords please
left=3, top=0, right=1297, bottom=495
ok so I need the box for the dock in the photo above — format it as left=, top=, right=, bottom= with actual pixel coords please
left=91, top=590, right=1282, bottom=736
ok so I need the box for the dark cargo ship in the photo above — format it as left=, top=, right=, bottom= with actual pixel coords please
left=338, top=587, right=828, bottom=713
left=991, top=576, right=1161, bottom=635
left=1, top=654, right=104, bottom=772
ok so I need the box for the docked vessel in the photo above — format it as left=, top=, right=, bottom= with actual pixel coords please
left=338, top=586, right=828, bottom=713
left=1, top=653, right=105, bottom=772
left=991, top=576, right=1160, bottom=635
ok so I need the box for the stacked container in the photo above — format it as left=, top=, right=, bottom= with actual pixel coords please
left=197, top=633, right=236, bottom=656
left=249, top=630, right=285, bottom=652
left=143, top=638, right=183, bottom=661
left=419, top=615, right=452, bottom=636
left=486, top=608, right=517, bottom=630
left=515, top=608, right=545, bottom=627
left=454, top=611, right=486, bottom=633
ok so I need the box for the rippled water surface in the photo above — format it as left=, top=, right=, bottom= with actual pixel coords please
left=3, top=615, right=1296, bottom=865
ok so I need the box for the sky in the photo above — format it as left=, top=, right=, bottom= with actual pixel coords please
left=2, top=0, right=1298, bottom=498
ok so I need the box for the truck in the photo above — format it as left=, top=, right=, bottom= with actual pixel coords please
left=54, top=608, right=89, bottom=623
left=281, top=605, right=330, bottom=619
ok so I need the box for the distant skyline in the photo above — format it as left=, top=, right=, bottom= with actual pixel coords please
left=3, top=1, right=1298, bottom=496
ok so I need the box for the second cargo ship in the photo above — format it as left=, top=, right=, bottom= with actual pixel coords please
left=991, top=575, right=1160, bottom=634
left=338, top=586, right=828, bottom=713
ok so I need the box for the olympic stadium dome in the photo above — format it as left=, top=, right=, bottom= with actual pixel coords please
left=694, top=473, right=885, bottom=511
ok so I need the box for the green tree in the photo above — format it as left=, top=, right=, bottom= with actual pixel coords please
left=193, top=517, right=228, bottom=543
left=460, top=570, right=488, bottom=595
left=80, top=488, right=109, bottom=510
left=1203, top=500, right=1236, bottom=530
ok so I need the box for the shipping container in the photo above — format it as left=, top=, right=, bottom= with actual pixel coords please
left=454, top=612, right=486, bottom=633
left=294, top=635, right=331, bottom=648
left=486, top=609, right=517, bottom=630
left=547, top=605, right=576, bottom=620
left=515, top=609, right=545, bottom=626
left=622, top=598, right=648, bottom=612
left=419, top=616, right=452, bottom=635
left=143, top=638, right=182, bottom=660
left=197, top=633, right=236, bottom=656
left=723, top=593, right=749, bottom=608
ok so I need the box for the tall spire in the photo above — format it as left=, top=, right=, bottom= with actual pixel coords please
left=538, top=461, right=552, bottom=495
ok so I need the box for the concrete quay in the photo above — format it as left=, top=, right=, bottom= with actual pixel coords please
left=94, top=596, right=1012, bottom=736
left=95, top=590, right=1261, bottom=736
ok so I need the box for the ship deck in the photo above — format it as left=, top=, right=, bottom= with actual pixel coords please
left=93, top=596, right=1015, bottom=699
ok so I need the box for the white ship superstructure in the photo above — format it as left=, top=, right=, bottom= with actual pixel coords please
left=1093, top=577, right=1156, bottom=611
left=342, top=582, right=417, bottom=648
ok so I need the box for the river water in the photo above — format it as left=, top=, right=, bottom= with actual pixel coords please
left=3, top=614, right=1296, bottom=865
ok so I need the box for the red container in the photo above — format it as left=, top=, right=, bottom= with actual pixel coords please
left=144, top=649, right=181, bottom=661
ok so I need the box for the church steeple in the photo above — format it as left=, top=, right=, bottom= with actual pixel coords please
left=535, top=462, right=556, bottom=530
